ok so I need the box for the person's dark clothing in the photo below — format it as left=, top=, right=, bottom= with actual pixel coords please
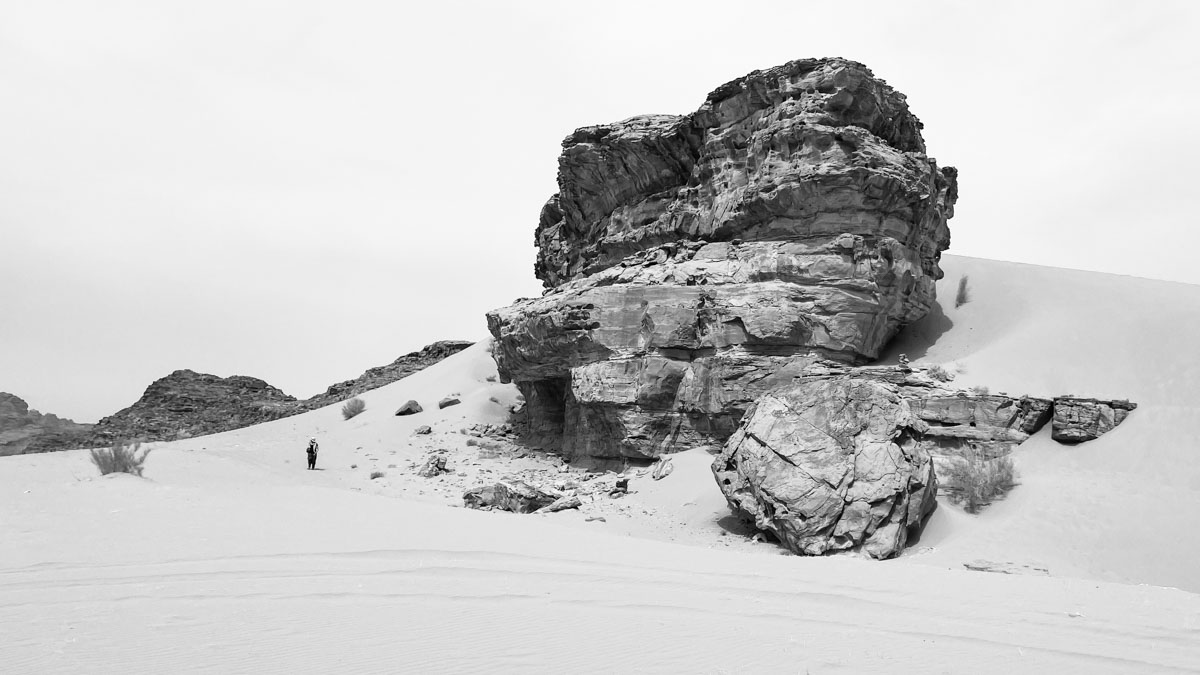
left=306, top=440, right=319, bottom=470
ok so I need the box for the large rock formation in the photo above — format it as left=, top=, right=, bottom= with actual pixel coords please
left=489, top=57, right=958, bottom=460
left=0, top=393, right=92, bottom=456
left=82, top=370, right=299, bottom=446
left=712, top=378, right=938, bottom=559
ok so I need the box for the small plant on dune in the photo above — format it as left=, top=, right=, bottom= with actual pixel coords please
left=342, top=397, right=366, bottom=420
left=927, top=364, right=954, bottom=382
left=370, top=470, right=385, bottom=480
left=90, top=439, right=152, bottom=477
left=955, top=275, right=971, bottom=308
left=941, top=449, right=1016, bottom=514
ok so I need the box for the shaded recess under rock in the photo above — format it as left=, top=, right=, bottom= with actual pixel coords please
left=488, top=57, right=958, bottom=460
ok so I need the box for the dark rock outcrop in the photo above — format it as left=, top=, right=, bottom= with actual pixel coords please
left=488, top=58, right=958, bottom=460
left=84, top=370, right=299, bottom=446
left=463, top=481, right=558, bottom=513
left=302, top=341, right=472, bottom=411
left=24, top=340, right=472, bottom=452
left=713, top=378, right=938, bottom=559
left=0, top=393, right=92, bottom=456
left=1051, top=397, right=1136, bottom=443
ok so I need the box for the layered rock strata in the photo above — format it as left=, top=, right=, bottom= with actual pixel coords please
left=488, top=58, right=958, bottom=460
left=1051, top=397, right=1136, bottom=443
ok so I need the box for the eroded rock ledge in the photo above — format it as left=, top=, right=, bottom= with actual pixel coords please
left=489, top=57, right=957, bottom=460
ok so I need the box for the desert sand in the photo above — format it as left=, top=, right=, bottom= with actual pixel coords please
left=3, top=254, right=1199, bottom=674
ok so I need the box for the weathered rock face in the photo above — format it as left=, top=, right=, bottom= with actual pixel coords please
left=302, top=340, right=472, bottom=411
left=83, top=370, right=299, bottom=445
left=1051, top=397, right=1136, bottom=443
left=712, top=378, right=938, bottom=559
left=488, top=58, right=958, bottom=460
left=0, top=393, right=92, bottom=456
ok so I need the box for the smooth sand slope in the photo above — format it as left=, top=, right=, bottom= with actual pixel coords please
left=3, top=254, right=1200, bottom=673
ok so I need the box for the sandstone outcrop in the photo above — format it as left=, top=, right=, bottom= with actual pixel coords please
left=712, top=378, right=937, bottom=559
left=1051, top=397, right=1136, bottom=443
left=0, top=393, right=92, bottom=456
left=488, top=58, right=958, bottom=460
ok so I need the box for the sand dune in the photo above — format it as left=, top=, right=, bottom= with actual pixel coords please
left=3, top=254, right=1200, bottom=673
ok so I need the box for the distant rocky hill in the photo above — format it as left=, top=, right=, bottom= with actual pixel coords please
left=21, top=340, right=472, bottom=452
left=80, top=371, right=300, bottom=447
left=0, top=393, right=93, bottom=456
left=300, top=340, right=473, bottom=411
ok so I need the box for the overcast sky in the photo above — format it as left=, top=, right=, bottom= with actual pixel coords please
left=2, top=0, right=1197, bottom=423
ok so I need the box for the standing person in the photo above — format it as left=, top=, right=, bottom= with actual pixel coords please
left=306, top=437, right=319, bottom=470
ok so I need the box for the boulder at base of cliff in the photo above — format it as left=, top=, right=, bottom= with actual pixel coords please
left=712, top=378, right=937, bottom=560
left=462, top=481, right=557, bottom=514
left=1051, top=397, right=1137, bottom=443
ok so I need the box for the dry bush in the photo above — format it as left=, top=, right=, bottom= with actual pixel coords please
left=342, top=397, right=366, bottom=420
left=90, top=440, right=152, bottom=477
left=955, top=275, right=971, bottom=308
left=927, top=364, right=954, bottom=382
left=941, top=449, right=1016, bottom=514
left=370, top=470, right=385, bottom=480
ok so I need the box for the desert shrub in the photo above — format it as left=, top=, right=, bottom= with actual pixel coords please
left=370, top=470, right=385, bottom=479
left=488, top=396, right=500, bottom=404
left=90, top=440, right=152, bottom=477
left=485, top=375, right=498, bottom=382
left=955, top=275, right=971, bottom=308
left=342, top=397, right=366, bottom=420
left=941, top=450, right=1016, bottom=514
left=970, top=385, right=990, bottom=395
left=927, top=364, right=954, bottom=382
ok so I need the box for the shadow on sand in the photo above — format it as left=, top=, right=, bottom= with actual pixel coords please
left=876, top=300, right=954, bottom=365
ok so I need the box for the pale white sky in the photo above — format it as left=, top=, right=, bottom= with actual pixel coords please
left=2, top=0, right=1197, bottom=422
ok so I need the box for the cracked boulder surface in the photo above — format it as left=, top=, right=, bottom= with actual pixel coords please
left=1051, top=397, right=1136, bottom=443
left=488, top=57, right=957, bottom=460
left=712, top=377, right=937, bottom=559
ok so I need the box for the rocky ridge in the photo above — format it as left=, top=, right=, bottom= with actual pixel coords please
left=489, top=57, right=958, bottom=460
left=23, top=340, right=473, bottom=452
left=0, top=393, right=92, bottom=456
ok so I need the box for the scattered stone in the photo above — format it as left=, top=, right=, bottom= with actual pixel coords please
left=417, top=454, right=450, bottom=478
left=438, top=396, right=461, bottom=410
left=650, top=457, right=674, bottom=481
left=413, top=425, right=432, bottom=435
left=1051, top=397, right=1137, bottom=443
left=395, top=400, right=423, bottom=416
left=462, top=480, right=558, bottom=514
left=536, top=495, right=582, bottom=513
